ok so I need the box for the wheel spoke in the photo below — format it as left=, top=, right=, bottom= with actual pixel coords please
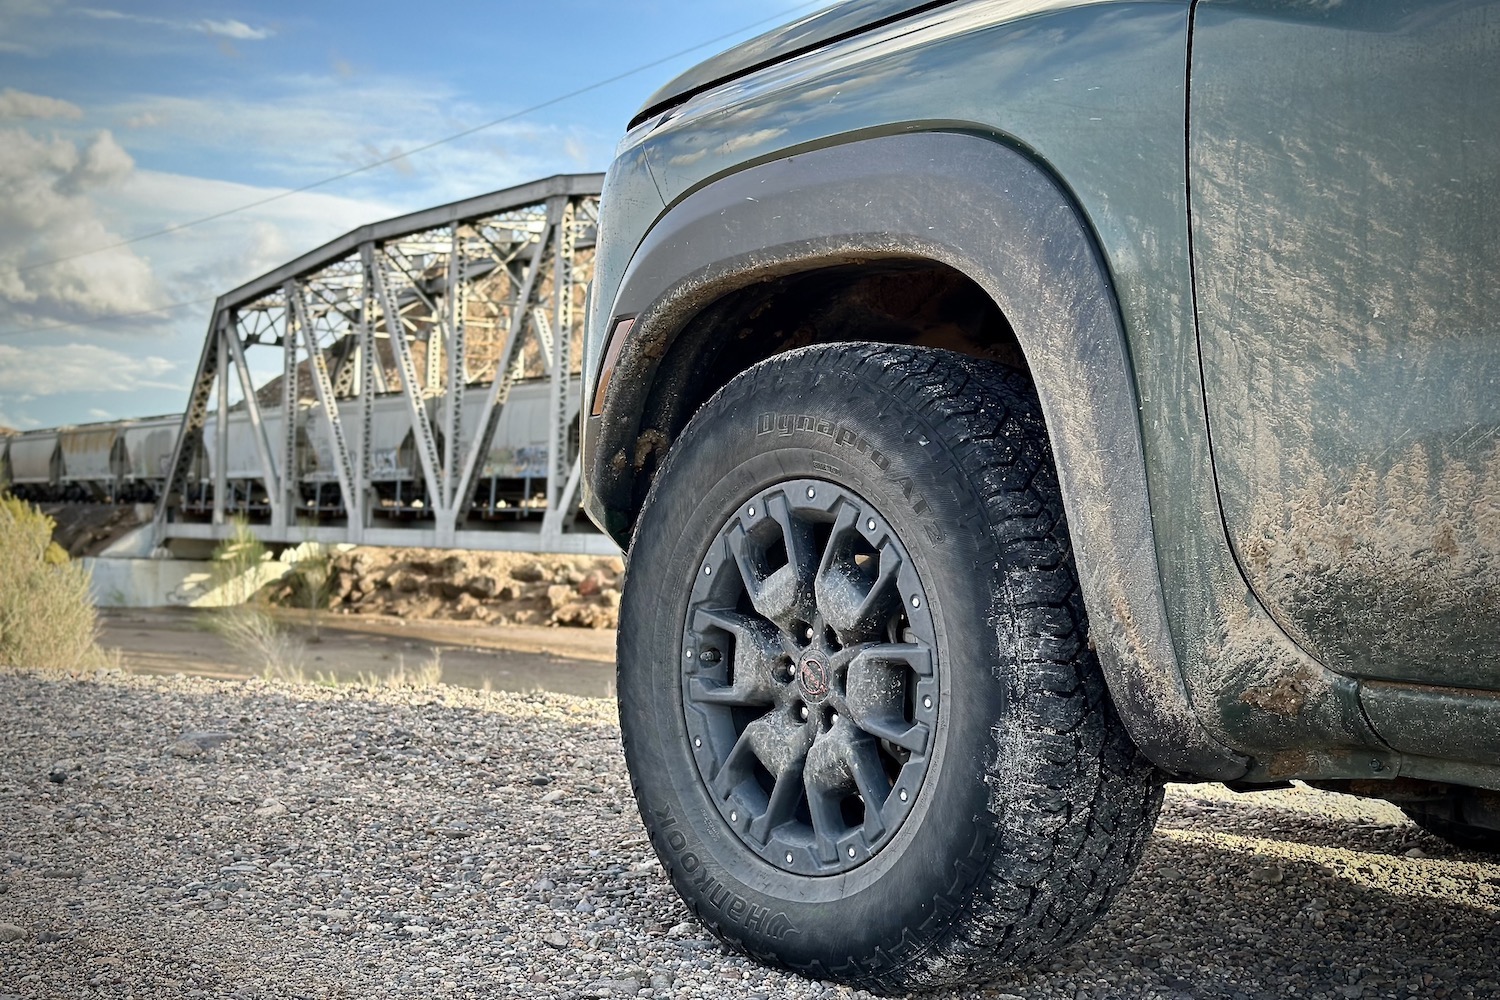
left=728, top=507, right=809, bottom=629
left=689, top=608, right=784, bottom=707
left=845, top=736, right=891, bottom=840
left=844, top=644, right=931, bottom=754
left=804, top=724, right=857, bottom=860
left=748, top=763, right=805, bottom=844
left=815, top=502, right=903, bottom=638
left=709, top=725, right=759, bottom=800
left=813, top=503, right=864, bottom=634
left=746, top=709, right=815, bottom=779
left=710, top=710, right=811, bottom=801
left=856, top=545, right=904, bottom=629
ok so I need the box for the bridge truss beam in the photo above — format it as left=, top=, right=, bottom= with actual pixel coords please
left=153, top=173, right=613, bottom=555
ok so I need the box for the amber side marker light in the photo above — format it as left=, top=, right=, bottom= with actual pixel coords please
left=592, top=316, right=635, bottom=416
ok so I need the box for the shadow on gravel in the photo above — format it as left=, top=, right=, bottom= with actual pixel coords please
left=998, top=802, right=1500, bottom=1000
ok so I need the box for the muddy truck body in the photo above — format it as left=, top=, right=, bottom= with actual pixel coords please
left=578, top=0, right=1500, bottom=990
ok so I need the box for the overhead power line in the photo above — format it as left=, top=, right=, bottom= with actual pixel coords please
left=13, top=1, right=826, bottom=278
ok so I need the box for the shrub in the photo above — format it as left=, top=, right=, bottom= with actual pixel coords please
left=0, top=494, right=106, bottom=669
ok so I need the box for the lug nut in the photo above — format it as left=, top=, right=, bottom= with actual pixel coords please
left=700, top=648, right=721, bottom=664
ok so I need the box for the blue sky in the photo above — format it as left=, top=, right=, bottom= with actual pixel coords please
left=0, top=0, right=825, bottom=430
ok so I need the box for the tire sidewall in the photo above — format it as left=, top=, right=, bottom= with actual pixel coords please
left=619, top=349, right=1017, bottom=965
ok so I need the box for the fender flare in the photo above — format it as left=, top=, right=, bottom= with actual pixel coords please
left=591, top=130, right=1247, bottom=778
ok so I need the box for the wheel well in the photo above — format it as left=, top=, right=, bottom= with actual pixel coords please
left=633, top=259, right=1025, bottom=509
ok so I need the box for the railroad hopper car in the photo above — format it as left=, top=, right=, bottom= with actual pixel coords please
left=186, top=375, right=580, bottom=522
left=3, top=375, right=578, bottom=529
left=1, top=415, right=178, bottom=503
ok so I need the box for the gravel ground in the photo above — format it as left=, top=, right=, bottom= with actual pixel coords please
left=2, top=667, right=1498, bottom=1000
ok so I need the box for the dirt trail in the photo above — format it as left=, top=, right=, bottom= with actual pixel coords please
left=99, top=606, right=618, bottom=698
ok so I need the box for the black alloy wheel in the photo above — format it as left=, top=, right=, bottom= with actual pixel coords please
left=683, top=477, right=937, bottom=876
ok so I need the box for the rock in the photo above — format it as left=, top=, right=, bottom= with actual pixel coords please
left=0, top=924, right=25, bottom=942
left=169, top=731, right=232, bottom=757
left=540, top=789, right=565, bottom=804
left=511, top=561, right=547, bottom=583
left=1157, top=866, right=1182, bottom=881
left=1248, top=863, right=1285, bottom=885
left=543, top=930, right=568, bottom=948
left=465, top=575, right=498, bottom=598
left=543, top=585, right=574, bottom=611
left=1404, top=847, right=1428, bottom=859
left=322, top=909, right=354, bottom=923
left=39, top=869, right=80, bottom=880
left=429, top=580, right=466, bottom=600
left=577, top=572, right=605, bottom=597
left=252, top=798, right=289, bottom=819
left=666, top=921, right=696, bottom=938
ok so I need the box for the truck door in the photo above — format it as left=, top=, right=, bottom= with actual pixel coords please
left=1188, top=0, right=1500, bottom=691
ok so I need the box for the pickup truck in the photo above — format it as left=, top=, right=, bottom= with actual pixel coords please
left=578, top=1, right=1500, bottom=991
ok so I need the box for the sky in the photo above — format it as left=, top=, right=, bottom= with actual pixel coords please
left=0, top=0, right=828, bottom=431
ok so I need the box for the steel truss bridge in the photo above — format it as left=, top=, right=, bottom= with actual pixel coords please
left=153, top=173, right=616, bottom=555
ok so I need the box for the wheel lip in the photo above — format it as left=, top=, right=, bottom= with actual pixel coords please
left=679, top=476, right=941, bottom=877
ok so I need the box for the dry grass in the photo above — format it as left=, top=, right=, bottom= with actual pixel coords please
left=202, top=519, right=306, bottom=678
left=0, top=495, right=109, bottom=671
left=361, top=647, right=444, bottom=689
left=203, top=605, right=307, bottom=680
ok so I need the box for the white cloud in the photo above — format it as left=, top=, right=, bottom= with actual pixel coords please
left=101, top=78, right=613, bottom=205
left=108, top=167, right=399, bottom=301
left=0, top=343, right=176, bottom=394
left=0, top=87, right=82, bottom=120
left=0, top=125, right=161, bottom=326
left=199, top=18, right=271, bottom=41
left=77, top=8, right=274, bottom=42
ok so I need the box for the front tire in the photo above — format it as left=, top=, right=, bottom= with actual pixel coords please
left=617, top=344, right=1162, bottom=992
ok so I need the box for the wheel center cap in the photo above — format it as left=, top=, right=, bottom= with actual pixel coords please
left=798, top=653, right=830, bottom=700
